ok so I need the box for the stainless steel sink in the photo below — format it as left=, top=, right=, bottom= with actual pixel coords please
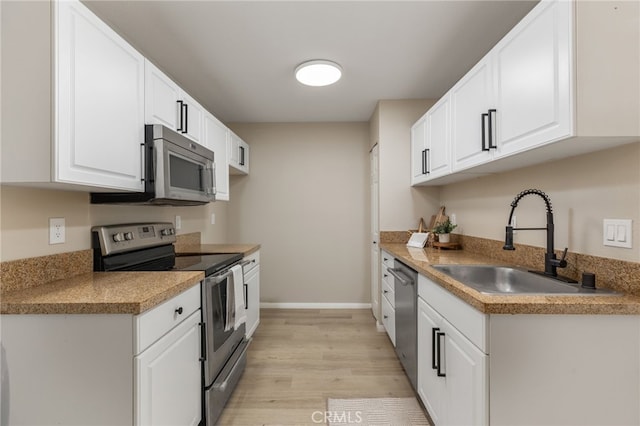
left=431, top=265, right=620, bottom=295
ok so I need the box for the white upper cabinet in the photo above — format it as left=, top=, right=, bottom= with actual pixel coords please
left=2, top=0, right=145, bottom=191
left=411, top=96, right=451, bottom=184
left=145, top=60, right=205, bottom=144
left=413, top=0, right=640, bottom=186
left=492, top=0, right=572, bottom=158
left=55, top=0, right=145, bottom=190
left=203, top=112, right=230, bottom=201
left=450, top=56, right=494, bottom=171
left=229, top=131, right=250, bottom=175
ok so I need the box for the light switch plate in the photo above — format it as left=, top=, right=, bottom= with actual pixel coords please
left=603, top=219, right=632, bottom=248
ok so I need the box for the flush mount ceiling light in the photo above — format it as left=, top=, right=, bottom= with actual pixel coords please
left=295, top=60, right=342, bottom=87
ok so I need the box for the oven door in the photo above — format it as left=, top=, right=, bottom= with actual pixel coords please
left=153, top=138, right=216, bottom=203
left=201, top=270, right=246, bottom=386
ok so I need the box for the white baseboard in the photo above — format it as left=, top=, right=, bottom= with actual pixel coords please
left=260, top=303, right=372, bottom=309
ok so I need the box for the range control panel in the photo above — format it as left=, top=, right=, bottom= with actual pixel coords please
left=92, top=222, right=176, bottom=256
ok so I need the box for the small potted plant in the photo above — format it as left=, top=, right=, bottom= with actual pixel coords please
left=432, top=218, right=457, bottom=243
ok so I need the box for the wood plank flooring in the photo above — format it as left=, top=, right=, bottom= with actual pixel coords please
left=217, top=309, right=417, bottom=425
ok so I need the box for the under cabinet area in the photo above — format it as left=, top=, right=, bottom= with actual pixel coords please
left=411, top=0, right=640, bottom=186
left=416, top=273, right=640, bottom=426
left=1, top=284, right=203, bottom=426
left=2, top=0, right=145, bottom=191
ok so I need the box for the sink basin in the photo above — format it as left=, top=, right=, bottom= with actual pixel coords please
left=431, top=265, right=620, bottom=295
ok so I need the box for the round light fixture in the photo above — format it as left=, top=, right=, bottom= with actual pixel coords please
left=295, top=60, right=342, bottom=87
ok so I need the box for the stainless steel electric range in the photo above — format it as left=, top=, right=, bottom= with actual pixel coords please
left=92, top=222, right=249, bottom=426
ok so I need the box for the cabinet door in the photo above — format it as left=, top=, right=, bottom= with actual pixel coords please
left=417, top=298, right=445, bottom=425
left=55, top=0, right=144, bottom=191
left=204, top=113, right=230, bottom=201
left=425, top=96, right=451, bottom=179
left=180, top=90, right=205, bottom=144
left=229, top=131, right=249, bottom=175
left=145, top=60, right=180, bottom=130
left=381, top=295, right=396, bottom=346
left=441, top=318, right=488, bottom=426
left=244, top=265, right=260, bottom=338
left=451, top=57, right=494, bottom=171
left=136, top=310, right=201, bottom=426
left=410, top=117, right=428, bottom=185
left=493, top=0, right=572, bottom=158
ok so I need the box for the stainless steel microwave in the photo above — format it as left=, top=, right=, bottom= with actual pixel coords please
left=91, top=125, right=216, bottom=205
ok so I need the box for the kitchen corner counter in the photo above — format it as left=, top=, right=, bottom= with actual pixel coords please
left=1, top=271, right=204, bottom=315
left=381, top=243, right=640, bottom=315
left=175, top=243, right=260, bottom=257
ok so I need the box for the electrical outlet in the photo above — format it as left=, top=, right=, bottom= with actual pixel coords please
left=511, top=215, right=517, bottom=234
left=49, top=217, right=65, bottom=244
left=175, top=215, right=182, bottom=230
left=210, top=213, right=216, bottom=225
left=450, top=213, right=457, bottom=226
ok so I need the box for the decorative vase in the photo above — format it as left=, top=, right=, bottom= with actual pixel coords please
left=438, top=233, right=450, bottom=243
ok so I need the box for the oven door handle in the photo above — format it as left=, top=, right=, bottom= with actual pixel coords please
left=209, top=269, right=233, bottom=284
left=211, top=338, right=251, bottom=392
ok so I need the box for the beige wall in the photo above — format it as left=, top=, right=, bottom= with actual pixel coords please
left=376, top=100, right=441, bottom=231
left=441, top=142, right=640, bottom=262
left=0, top=186, right=229, bottom=262
left=227, top=122, right=370, bottom=304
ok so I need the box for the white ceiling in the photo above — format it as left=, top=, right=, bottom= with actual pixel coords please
left=83, top=0, right=538, bottom=123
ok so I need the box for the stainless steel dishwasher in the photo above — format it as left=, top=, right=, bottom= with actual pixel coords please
left=387, top=259, right=418, bottom=390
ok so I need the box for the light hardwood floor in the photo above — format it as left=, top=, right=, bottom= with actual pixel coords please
left=217, top=309, right=418, bottom=425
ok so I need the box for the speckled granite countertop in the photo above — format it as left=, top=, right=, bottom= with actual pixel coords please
left=381, top=243, right=640, bottom=315
left=175, top=244, right=260, bottom=257
left=1, top=271, right=204, bottom=315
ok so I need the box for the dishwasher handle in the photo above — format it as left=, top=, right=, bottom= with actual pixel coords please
left=387, top=268, right=413, bottom=286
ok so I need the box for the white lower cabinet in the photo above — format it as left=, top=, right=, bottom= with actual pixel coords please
left=135, top=311, right=201, bottom=426
left=380, top=251, right=396, bottom=345
left=417, top=273, right=640, bottom=426
left=1, top=284, right=203, bottom=426
left=242, top=250, right=261, bottom=338
left=417, top=277, right=488, bottom=426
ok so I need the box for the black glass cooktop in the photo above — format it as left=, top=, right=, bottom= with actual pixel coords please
left=174, top=253, right=243, bottom=276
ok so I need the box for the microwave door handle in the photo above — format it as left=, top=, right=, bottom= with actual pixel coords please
left=203, top=162, right=216, bottom=200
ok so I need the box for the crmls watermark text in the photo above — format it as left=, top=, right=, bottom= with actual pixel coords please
left=311, top=410, right=363, bottom=424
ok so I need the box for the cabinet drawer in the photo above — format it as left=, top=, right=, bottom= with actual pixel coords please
left=242, top=250, right=260, bottom=275
left=381, top=295, right=396, bottom=346
left=381, top=251, right=395, bottom=269
left=418, top=274, right=488, bottom=353
left=135, top=284, right=201, bottom=354
left=382, top=277, right=395, bottom=308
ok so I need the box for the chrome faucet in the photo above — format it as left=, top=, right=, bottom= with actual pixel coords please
left=503, top=189, right=576, bottom=283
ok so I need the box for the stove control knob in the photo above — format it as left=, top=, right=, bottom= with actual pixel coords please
left=160, top=228, right=174, bottom=237
left=112, top=233, right=125, bottom=243
left=124, top=232, right=134, bottom=241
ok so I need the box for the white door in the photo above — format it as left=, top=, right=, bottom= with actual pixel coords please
left=55, top=0, right=144, bottom=191
left=180, top=91, right=205, bottom=144
left=135, top=311, right=201, bottom=426
left=245, top=265, right=260, bottom=338
left=145, top=60, right=180, bottom=130
left=204, top=113, right=230, bottom=201
left=451, top=57, right=494, bottom=171
left=425, top=96, right=451, bottom=179
left=442, top=319, right=488, bottom=426
left=411, top=118, right=427, bottom=184
left=370, top=145, right=380, bottom=322
left=493, top=0, right=572, bottom=158
left=417, top=298, right=445, bottom=425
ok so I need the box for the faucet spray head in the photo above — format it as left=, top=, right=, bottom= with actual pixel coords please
left=503, top=225, right=515, bottom=250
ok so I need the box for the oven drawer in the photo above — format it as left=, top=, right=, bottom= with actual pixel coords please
left=135, top=283, right=201, bottom=354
